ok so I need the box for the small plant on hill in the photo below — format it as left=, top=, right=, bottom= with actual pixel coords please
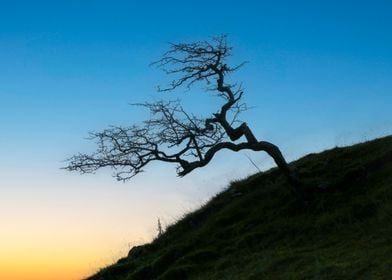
left=157, top=218, right=163, bottom=238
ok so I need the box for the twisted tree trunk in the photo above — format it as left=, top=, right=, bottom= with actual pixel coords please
left=255, top=141, right=302, bottom=195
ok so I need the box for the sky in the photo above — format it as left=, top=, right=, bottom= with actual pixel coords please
left=1, top=1, right=391, bottom=279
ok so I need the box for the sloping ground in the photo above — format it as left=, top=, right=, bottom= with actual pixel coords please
left=87, top=135, right=392, bottom=280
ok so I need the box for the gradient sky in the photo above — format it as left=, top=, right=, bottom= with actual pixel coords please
left=1, top=1, right=392, bottom=279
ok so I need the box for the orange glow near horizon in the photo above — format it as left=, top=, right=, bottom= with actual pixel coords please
left=0, top=180, right=161, bottom=280
left=0, top=226, right=149, bottom=280
left=0, top=254, right=89, bottom=280
left=0, top=173, right=206, bottom=280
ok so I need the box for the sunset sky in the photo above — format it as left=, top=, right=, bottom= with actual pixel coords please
left=1, top=1, right=392, bottom=279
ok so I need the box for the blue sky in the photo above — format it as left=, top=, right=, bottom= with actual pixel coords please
left=0, top=1, right=391, bottom=278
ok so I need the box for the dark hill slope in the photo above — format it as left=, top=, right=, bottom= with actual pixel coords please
left=87, top=135, right=392, bottom=279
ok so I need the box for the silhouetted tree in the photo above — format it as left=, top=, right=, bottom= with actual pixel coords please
left=65, top=35, right=301, bottom=194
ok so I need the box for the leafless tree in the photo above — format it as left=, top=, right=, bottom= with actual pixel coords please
left=65, top=35, right=301, bottom=194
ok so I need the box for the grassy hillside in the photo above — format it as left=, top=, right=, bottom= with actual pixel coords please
left=87, top=135, right=392, bottom=280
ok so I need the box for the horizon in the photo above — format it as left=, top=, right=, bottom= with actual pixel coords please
left=1, top=1, right=391, bottom=279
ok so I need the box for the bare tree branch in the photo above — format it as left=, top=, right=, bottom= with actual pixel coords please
left=65, top=35, right=302, bottom=196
